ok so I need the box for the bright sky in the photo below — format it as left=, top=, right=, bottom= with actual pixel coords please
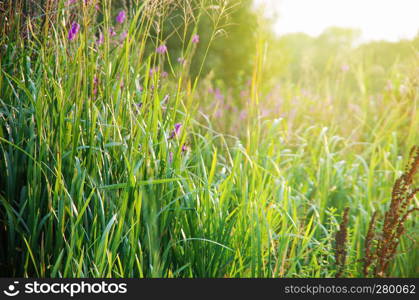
left=255, top=0, right=419, bottom=42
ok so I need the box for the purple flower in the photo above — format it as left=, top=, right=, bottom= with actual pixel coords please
left=96, top=31, right=104, bottom=45
left=66, top=0, right=77, bottom=6
left=149, top=67, right=158, bottom=76
left=116, top=10, right=126, bottom=24
left=162, top=94, right=169, bottom=103
left=169, top=123, right=182, bottom=139
left=93, top=76, right=99, bottom=95
left=135, top=102, right=143, bottom=112
left=120, top=31, right=128, bottom=42
left=181, top=144, right=188, bottom=153
left=341, top=64, right=350, bottom=72
left=68, top=22, right=80, bottom=41
left=192, top=34, right=200, bottom=44
left=239, top=110, right=247, bottom=120
left=161, top=71, right=168, bottom=78
left=169, top=152, right=174, bottom=163
left=156, top=44, right=167, bottom=54
left=214, top=88, right=224, bottom=100
left=177, top=57, right=185, bottom=64
left=109, top=27, right=116, bottom=37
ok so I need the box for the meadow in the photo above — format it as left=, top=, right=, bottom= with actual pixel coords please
left=0, top=0, right=418, bottom=278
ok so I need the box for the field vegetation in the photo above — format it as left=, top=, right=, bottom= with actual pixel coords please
left=0, top=0, right=417, bottom=277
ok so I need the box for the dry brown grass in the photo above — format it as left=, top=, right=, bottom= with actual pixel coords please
left=335, top=207, right=350, bottom=278
left=363, top=146, right=419, bottom=277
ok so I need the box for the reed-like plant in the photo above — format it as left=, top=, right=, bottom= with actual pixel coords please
left=0, top=0, right=418, bottom=278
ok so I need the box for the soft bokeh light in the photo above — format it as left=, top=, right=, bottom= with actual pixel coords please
left=255, top=0, right=419, bottom=42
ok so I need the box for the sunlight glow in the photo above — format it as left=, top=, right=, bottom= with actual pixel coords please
left=255, top=0, right=419, bottom=42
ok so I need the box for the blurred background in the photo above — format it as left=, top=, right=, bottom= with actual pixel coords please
left=3, top=0, right=417, bottom=135
left=5, top=0, right=418, bottom=86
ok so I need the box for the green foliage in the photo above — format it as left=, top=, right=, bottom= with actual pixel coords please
left=0, top=0, right=417, bottom=278
left=265, top=27, right=418, bottom=94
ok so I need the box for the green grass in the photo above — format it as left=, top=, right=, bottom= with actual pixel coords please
left=0, top=0, right=418, bottom=277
